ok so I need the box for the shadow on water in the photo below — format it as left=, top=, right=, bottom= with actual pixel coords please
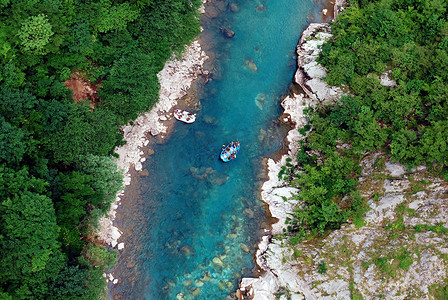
left=110, top=0, right=328, bottom=299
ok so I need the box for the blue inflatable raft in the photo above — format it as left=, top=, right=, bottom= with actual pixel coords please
left=220, top=141, right=240, bottom=162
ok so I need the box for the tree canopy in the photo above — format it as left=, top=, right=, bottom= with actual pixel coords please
left=0, top=0, right=201, bottom=298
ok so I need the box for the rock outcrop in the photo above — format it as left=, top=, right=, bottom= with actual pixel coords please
left=294, top=23, right=342, bottom=104
left=239, top=16, right=448, bottom=300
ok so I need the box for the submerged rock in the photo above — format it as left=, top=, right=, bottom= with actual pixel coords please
left=221, top=28, right=235, bottom=38
left=213, top=257, right=224, bottom=266
left=190, top=166, right=215, bottom=180
left=243, top=208, right=255, bottom=218
left=139, top=169, right=149, bottom=177
left=218, top=281, right=227, bottom=290
left=195, top=280, right=204, bottom=287
left=201, top=271, right=211, bottom=282
left=229, top=2, right=240, bottom=12
left=206, top=6, right=218, bottom=18
left=190, top=287, right=201, bottom=296
left=258, top=128, right=267, bottom=143
left=182, top=279, right=193, bottom=286
left=203, top=114, right=219, bottom=124
left=255, top=93, right=266, bottom=110
left=208, top=173, right=229, bottom=185
left=180, top=245, right=195, bottom=256
left=166, top=279, right=176, bottom=287
left=255, top=4, right=267, bottom=12
left=240, top=243, right=250, bottom=253
left=244, top=58, right=258, bottom=72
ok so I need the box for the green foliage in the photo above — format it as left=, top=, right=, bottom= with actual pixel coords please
left=92, top=0, right=140, bottom=33
left=131, top=0, right=202, bottom=64
left=346, top=190, right=369, bottom=228
left=414, top=223, right=448, bottom=234
left=0, top=167, right=65, bottom=298
left=81, top=243, right=117, bottom=270
left=55, top=171, right=97, bottom=226
left=1, top=191, right=59, bottom=269
left=373, top=247, right=413, bottom=277
left=1, top=61, right=25, bottom=87
left=49, top=105, right=122, bottom=164
left=17, top=14, right=54, bottom=54
left=317, top=261, right=327, bottom=274
left=76, top=154, right=123, bottom=211
left=286, top=149, right=358, bottom=240
left=0, top=0, right=201, bottom=298
left=284, top=0, right=448, bottom=250
left=429, top=283, right=448, bottom=299
left=319, top=0, right=448, bottom=167
left=49, top=265, right=90, bottom=299
left=99, top=50, right=159, bottom=122
left=0, top=117, right=27, bottom=165
left=68, top=19, right=94, bottom=55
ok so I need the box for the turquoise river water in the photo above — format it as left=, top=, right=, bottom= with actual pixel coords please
left=110, top=0, right=327, bottom=299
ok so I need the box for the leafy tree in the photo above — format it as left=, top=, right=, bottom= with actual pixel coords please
left=55, top=171, right=98, bottom=227
left=1, top=61, right=25, bottom=87
left=418, top=121, right=448, bottom=165
left=0, top=117, right=27, bottom=165
left=99, top=50, right=159, bottom=122
left=0, top=87, right=39, bottom=125
left=76, top=244, right=118, bottom=299
left=131, top=0, right=202, bottom=64
left=81, top=243, right=117, bottom=270
left=76, top=154, right=123, bottom=212
left=49, top=104, right=122, bottom=164
left=0, top=166, right=64, bottom=299
left=68, top=19, right=94, bottom=55
left=17, top=14, right=54, bottom=54
left=49, top=265, right=90, bottom=299
left=92, top=0, right=140, bottom=33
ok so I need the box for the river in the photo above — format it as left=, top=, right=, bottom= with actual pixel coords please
left=110, top=0, right=326, bottom=299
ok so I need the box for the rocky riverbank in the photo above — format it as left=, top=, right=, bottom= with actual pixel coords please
left=97, top=3, right=209, bottom=252
left=238, top=20, right=339, bottom=300
left=238, top=3, right=448, bottom=299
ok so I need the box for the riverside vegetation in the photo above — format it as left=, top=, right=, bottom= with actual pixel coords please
left=0, top=0, right=202, bottom=299
left=278, top=0, right=448, bottom=295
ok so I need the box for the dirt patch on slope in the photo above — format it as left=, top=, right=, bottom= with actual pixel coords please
left=65, top=72, right=101, bottom=108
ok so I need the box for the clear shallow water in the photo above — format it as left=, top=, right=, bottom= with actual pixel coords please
left=111, top=1, right=325, bottom=299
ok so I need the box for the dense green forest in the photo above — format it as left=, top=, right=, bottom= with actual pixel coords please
left=281, top=0, right=448, bottom=243
left=0, top=0, right=201, bottom=298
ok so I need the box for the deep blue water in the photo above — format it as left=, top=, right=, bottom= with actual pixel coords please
left=111, top=1, right=326, bottom=299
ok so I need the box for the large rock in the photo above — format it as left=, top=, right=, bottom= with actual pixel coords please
left=294, top=23, right=343, bottom=104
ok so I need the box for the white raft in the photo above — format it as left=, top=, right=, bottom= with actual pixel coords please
left=173, top=109, right=196, bottom=123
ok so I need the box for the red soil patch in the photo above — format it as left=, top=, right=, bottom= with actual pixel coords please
left=65, top=72, right=101, bottom=108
